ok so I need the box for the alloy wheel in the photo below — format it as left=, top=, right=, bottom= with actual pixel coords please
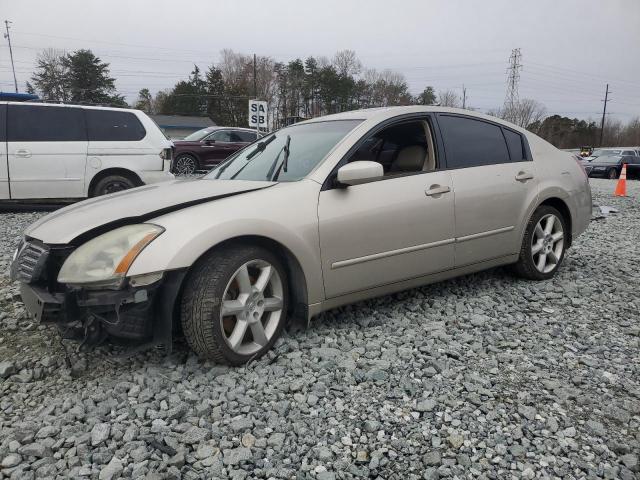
left=531, top=213, right=564, bottom=273
left=219, top=259, right=284, bottom=355
left=175, top=155, right=197, bottom=175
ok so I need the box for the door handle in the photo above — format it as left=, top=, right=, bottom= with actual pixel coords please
left=425, top=184, right=451, bottom=196
left=15, top=149, right=32, bottom=158
left=515, top=171, right=534, bottom=181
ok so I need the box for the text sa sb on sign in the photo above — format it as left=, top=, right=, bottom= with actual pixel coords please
left=249, top=100, right=267, bottom=128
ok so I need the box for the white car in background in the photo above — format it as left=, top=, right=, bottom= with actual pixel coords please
left=0, top=103, right=174, bottom=201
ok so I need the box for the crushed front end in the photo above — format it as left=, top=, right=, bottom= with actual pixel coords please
left=10, top=237, right=184, bottom=352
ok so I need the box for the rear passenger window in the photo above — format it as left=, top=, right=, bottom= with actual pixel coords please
left=210, top=130, right=233, bottom=142
left=86, top=110, right=146, bottom=141
left=438, top=115, right=510, bottom=168
left=0, top=105, right=5, bottom=142
left=236, top=130, right=258, bottom=142
left=503, top=128, right=527, bottom=162
left=8, top=105, right=86, bottom=141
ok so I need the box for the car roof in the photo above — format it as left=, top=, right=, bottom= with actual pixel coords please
left=2, top=101, right=141, bottom=114
left=201, top=126, right=258, bottom=132
left=299, top=105, right=528, bottom=133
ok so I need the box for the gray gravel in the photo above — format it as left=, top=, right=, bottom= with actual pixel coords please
left=1, top=178, right=639, bottom=479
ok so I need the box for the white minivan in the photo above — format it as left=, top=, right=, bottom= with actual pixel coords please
left=0, top=102, right=174, bottom=200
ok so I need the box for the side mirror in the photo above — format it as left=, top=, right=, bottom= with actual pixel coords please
left=204, top=139, right=216, bottom=145
left=337, top=161, right=384, bottom=186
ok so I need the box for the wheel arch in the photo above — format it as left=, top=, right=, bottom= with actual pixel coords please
left=88, top=168, right=143, bottom=196
left=175, top=151, right=201, bottom=162
left=177, top=234, right=310, bottom=326
left=537, top=196, right=573, bottom=247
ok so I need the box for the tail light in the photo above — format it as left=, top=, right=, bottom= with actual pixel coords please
left=573, top=155, right=588, bottom=179
left=159, top=148, right=173, bottom=161
left=159, top=148, right=173, bottom=170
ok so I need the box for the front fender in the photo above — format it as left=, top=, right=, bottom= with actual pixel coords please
left=127, top=180, right=325, bottom=304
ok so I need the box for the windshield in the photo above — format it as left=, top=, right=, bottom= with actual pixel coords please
left=183, top=127, right=216, bottom=141
left=208, top=120, right=362, bottom=182
left=591, top=149, right=621, bottom=157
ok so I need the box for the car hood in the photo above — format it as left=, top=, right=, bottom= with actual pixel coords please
left=25, top=178, right=275, bottom=245
left=173, top=141, right=202, bottom=147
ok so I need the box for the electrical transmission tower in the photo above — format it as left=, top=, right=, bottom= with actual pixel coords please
left=503, top=48, right=522, bottom=121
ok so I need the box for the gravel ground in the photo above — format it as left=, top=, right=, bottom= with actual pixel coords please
left=0, top=178, right=638, bottom=480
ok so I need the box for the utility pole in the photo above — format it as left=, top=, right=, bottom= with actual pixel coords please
left=3, top=20, right=18, bottom=93
left=462, top=84, right=467, bottom=109
left=503, top=48, right=522, bottom=121
left=253, top=53, right=257, bottom=99
left=599, top=83, right=610, bottom=147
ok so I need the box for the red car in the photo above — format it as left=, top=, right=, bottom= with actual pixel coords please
left=172, top=127, right=260, bottom=174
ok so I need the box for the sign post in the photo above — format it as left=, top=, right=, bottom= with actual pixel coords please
left=248, top=100, right=268, bottom=139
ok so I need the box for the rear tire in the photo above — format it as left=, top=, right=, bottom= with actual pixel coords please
left=512, top=205, right=567, bottom=281
left=181, top=245, right=288, bottom=365
left=92, top=174, right=137, bottom=197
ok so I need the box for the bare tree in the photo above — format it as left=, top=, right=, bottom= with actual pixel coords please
left=508, top=98, right=546, bottom=128
left=332, top=49, right=362, bottom=77
left=619, top=117, right=640, bottom=146
left=438, top=89, right=461, bottom=107
left=364, top=69, right=411, bottom=107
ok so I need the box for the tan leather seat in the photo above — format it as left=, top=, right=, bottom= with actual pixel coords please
left=390, top=145, right=427, bottom=172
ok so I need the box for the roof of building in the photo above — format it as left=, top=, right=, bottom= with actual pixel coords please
left=149, top=114, right=215, bottom=129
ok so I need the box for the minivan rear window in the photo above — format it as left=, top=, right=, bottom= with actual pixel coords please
left=86, top=110, right=146, bottom=141
left=8, top=105, right=86, bottom=142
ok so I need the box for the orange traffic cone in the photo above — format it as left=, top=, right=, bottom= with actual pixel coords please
left=614, top=164, right=627, bottom=197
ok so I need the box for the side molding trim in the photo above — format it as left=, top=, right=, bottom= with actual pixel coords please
left=332, top=238, right=455, bottom=269
left=331, top=225, right=515, bottom=270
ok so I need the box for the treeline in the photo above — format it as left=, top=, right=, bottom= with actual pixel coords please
left=26, top=47, right=640, bottom=148
left=134, top=49, right=441, bottom=127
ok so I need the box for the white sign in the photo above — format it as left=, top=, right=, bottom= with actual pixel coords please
left=248, top=100, right=268, bottom=128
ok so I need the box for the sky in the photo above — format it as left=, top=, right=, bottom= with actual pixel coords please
left=2, top=0, right=639, bottom=122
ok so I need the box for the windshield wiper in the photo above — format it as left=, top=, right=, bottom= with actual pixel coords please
left=246, top=136, right=276, bottom=160
left=217, top=135, right=276, bottom=179
left=271, top=135, right=291, bottom=181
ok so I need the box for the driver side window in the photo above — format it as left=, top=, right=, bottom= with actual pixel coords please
left=344, top=118, right=437, bottom=176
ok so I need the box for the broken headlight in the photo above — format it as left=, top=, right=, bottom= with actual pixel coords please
left=58, top=224, right=164, bottom=289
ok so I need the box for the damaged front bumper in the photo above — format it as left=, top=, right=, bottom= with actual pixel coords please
left=17, top=269, right=186, bottom=351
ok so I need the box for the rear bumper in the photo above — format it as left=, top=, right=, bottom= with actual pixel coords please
left=19, top=269, right=187, bottom=348
left=138, top=169, right=175, bottom=185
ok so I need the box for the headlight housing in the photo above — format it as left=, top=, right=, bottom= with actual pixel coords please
left=58, top=224, right=164, bottom=288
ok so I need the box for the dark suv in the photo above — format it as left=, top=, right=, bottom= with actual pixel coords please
left=172, top=127, right=260, bottom=174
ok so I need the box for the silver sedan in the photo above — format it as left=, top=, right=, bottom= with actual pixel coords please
left=12, top=107, right=592, bottom=365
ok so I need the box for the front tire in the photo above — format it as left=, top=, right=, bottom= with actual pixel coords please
left=608, top=168, right=619, bottom=179
left=181, top=245, right=288, bottom=365
left=512, top=206, right=567, bottom=280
